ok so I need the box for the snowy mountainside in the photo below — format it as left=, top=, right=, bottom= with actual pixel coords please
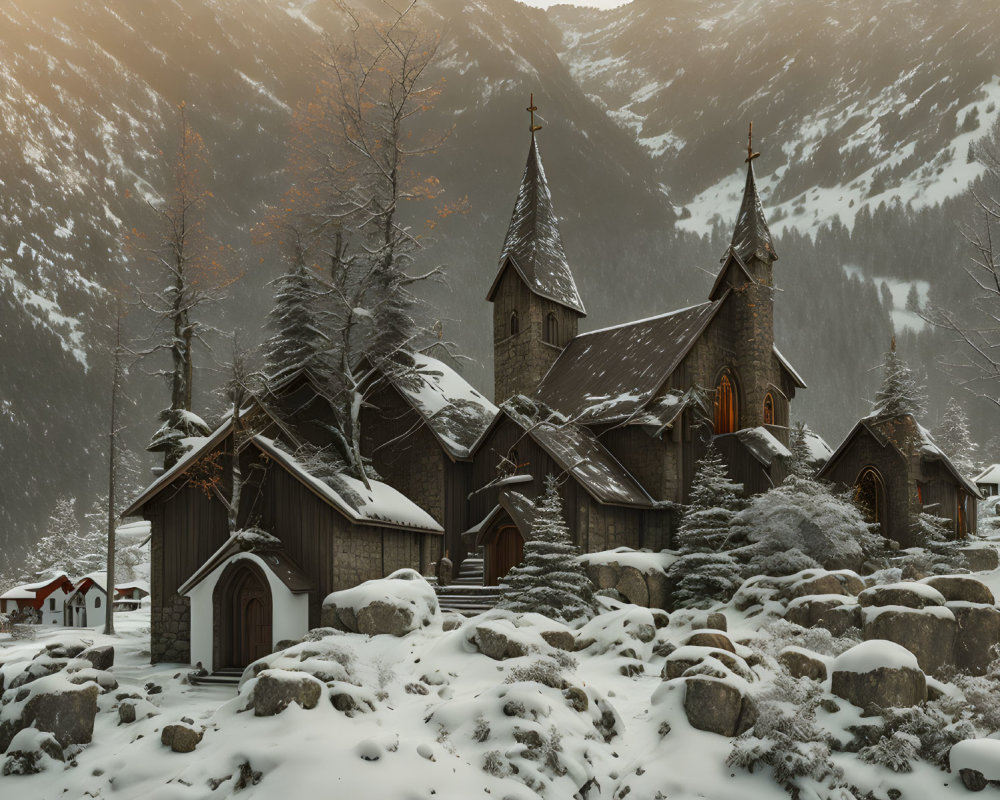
left=551, top=0, right=1000, bottom=234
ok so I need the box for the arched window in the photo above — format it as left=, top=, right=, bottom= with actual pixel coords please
left=762, top=393, right=775, bottom=425
left=509, top=311, right=519, bottom=336
left=545, top=312, right=558, bottom=345
left=95, top=596, right=101, bottom=608
left=855, top=467, right=886, bottom=531
left=714, top=371, right=739, bottom=434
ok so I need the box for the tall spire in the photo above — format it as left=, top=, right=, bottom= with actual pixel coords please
left=729, top=122, right=777, bottom=265
left=488, top=97, right=585, bottom=315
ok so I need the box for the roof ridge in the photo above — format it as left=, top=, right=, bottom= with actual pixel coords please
left=575, top=300, right=716, bottom=339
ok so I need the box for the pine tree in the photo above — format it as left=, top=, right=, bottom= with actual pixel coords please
left=669, top=444, right=746, bottom=608
left=872, top=337, right=924, bottom=419
left=933, top=398, right=978, bottom=477
left=905, top=284, right=921, bottom=313
left=264, top=248, right=327, bottom=381
left=25, top=496, right=86, bottom=578
left=788, top=421, right=813, bottom=477
left=497, top=476, right=597, bottom=624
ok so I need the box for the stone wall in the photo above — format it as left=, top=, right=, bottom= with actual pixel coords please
left=148, top=512, right=192, bottom=664
left=492, top=265, right=580, bottom=402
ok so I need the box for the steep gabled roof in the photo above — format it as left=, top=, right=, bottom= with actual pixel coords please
left=818, top=414, right=983, bottom=499
left=974, top=464, right=1000, bottom=486
left=177, top=531, right=313, bottom=598
left=729, top=160, right=777, bottom=265
left=486, top=135, right=586, bottom=315
left=381, top=352, right=499, bottom=460
left=534, top=300, right=724, bottom=424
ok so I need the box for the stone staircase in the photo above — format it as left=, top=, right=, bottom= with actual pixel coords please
left=188, top=667, right=243, bottom=687
left=434, top=557, right=502, bottom=615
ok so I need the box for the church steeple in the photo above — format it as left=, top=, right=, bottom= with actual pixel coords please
left=487, top=97, right=585, bottom=403
left=728, top=122, right=778, bottom=267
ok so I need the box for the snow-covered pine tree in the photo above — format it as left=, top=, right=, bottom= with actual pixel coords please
left=25, top=496, right=87, bottom=578
left=788, top=421, right=813, bottom=477
left=498, top=476, right=597, bottom=624
left=933, top=398, right=978, bottom=477
left=872, top=337, right=924, bottom=419
left=903, top=511, right=967, bottom=576
left=263, top=245, right=327, bottom=382
left=668, top=444, right=746, bottom=608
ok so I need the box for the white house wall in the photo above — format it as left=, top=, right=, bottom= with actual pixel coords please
left=185, top=553, right=309, bottom=673
left=40, top=589, right=70, bottom=626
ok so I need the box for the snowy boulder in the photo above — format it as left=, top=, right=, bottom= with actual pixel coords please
left=578, top=549, right=673, bottom=609
left=321, top=569, right=439, bottom=637
left=1, top=728, right=63, bottom=776
left=958, top=545, right=999, bottom=573
left=948, top=603, right=1000, bottom=676
left=861, top=605, right=957, bottom=676
left=161, top=722, right=203, bottom=753
left=663, top=646, right=753, bottom=682
left=780, top=570, right=865, bottom=600
left=8, top=657, right=69, bottom=690
left=830, top=641, right=926, bottom=711
left=778, top=647, right=829, bottom=681
left=39, top=640, right=87, bottom=660
left=784, top=594, right=856, bottom=629
left=921, top=576, right=995, bottom=605
left=78, top=645, right=114, bottom=672
left=683, top=676, right=756, bottom=737
left=684, top=630, right=736, bottom=654
left=950, top=738, right=1000, bottom=791
left=472, top=622, right=532, bottom=661
left=247, top=669, right=323, bottom=716
left=0, top=677, right=100, bottom=752
left=857, top=582, right=946, bottom=609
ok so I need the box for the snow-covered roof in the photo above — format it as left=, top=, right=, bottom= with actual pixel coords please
left=802, top=427, right=834, bottom=467
left=252, top=436, right=443, bottom=533
left=0, top=572, right=71, bottom=599
left=819, top=414, right=983, bottom=498
left=974, top=464, right=1000, bottom=486
left=773, top=345, right=807, bottom=389
left=115, top=580, right=150, bottom=595
left=386, top=352, right=498, bottom=460
left=122, top=419, right=233, bottom=517
left=75, top=572, right=108, bottom=593
left=527, top=421, right=653, bottom=508
left=487, top=135, right=586, bottom=315
left=178, top=530, right=314, bottom=597
left=734, top=426, right=792, bottom=468
left=535, top=300, right=724, bottom=424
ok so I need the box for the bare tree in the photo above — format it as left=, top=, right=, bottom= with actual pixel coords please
left=132, top=103, right=236, bottom=468
left=282, top=1, right=449, bottom=486
left=104, top=298, right=126, bottom=635
left=925, top=129, right=1000, bottom=409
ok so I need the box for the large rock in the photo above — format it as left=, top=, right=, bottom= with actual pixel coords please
left=781, top=572, right=864, bottom=601
left=0, top=681, right=100, bottom=751
left=472, top=625, right=528, bottom=661
left=862, top=606, right=957, bottom=676
left=248, top=670, right=323, bottom=717
left=356, top=601, right=415, bottom=637
left=161, top=723, right=203, bottom=753
left=923, top=576, right=995, bottom=606
left=616, top=566, right=649, bottom=607
left=779, top=647, right=828, bottom=681
left=959, top=546, right=999, bottom=573
left=683, top=677, right=756, bottom=736
left=950, top=604, right=1000, bottom=676
left=831, top=641, right=927, bottom=711
left=813, top=604, right=863, bottom=637
left=322, top=570, right=438, bottom=636
left=78, top=645, right=115, bottom=672
left=684, top=631, right=735, bottom=654
left=1, top=729, right=64, bottom=776
left=784, top=595, right=854, bottom=628
left=858, top=583, right=946, bottom=609
left=663, top=646, right=752, bottom=681
left=645, top=569, right=670, bottom=610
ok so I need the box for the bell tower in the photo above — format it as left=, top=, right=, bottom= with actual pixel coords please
left=486, top=96, right=586, bottom=403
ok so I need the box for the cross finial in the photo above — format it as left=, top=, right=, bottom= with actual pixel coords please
left=745, top=121, right=760, bottom=163
left=527, top=93, right=542, bottom=134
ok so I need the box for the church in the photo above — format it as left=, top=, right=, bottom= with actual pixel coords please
left=125, top=114, right=812, bottom=670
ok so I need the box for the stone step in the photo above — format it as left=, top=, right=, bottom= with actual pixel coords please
left=436, top=584, right=501, bottom=595
left=189, top=667, right=243, bottom=687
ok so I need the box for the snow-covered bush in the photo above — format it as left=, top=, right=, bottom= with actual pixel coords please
left=896, top=512, right=969, bottom=578
left=498, top=476, right=596, bottom=624
left=731, top=476, right=884, bottom=574
left=729, top=673, right=843, bottom=793
left=667, top=444, right=746, bottom=608
left=859, top=704, right=975, bottom=772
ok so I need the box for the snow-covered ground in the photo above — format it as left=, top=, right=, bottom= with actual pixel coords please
left=5, top=558, right=1000, bottom=798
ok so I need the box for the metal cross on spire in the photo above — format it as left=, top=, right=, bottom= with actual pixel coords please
left=745, top=121, right=760, bottom=163
left=527, top=93, right=542, bottom=134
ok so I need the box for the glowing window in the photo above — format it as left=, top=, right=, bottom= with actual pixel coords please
left=763, top=393, right=775, bottom=425
left=714, top=372, right=739, bottom=434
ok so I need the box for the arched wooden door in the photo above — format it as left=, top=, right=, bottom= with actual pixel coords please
left=488, top=525, right=525, bottom=585
left=855, top=467, right=887, bottom=534
left=215, top=561, right=273, bottom=669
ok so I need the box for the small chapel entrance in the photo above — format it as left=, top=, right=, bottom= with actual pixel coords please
left=487, top=524, right=525, bottom=585
left=855, top=467, right=887, bottom=534
left=214, top=560, right=273, bottom=669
